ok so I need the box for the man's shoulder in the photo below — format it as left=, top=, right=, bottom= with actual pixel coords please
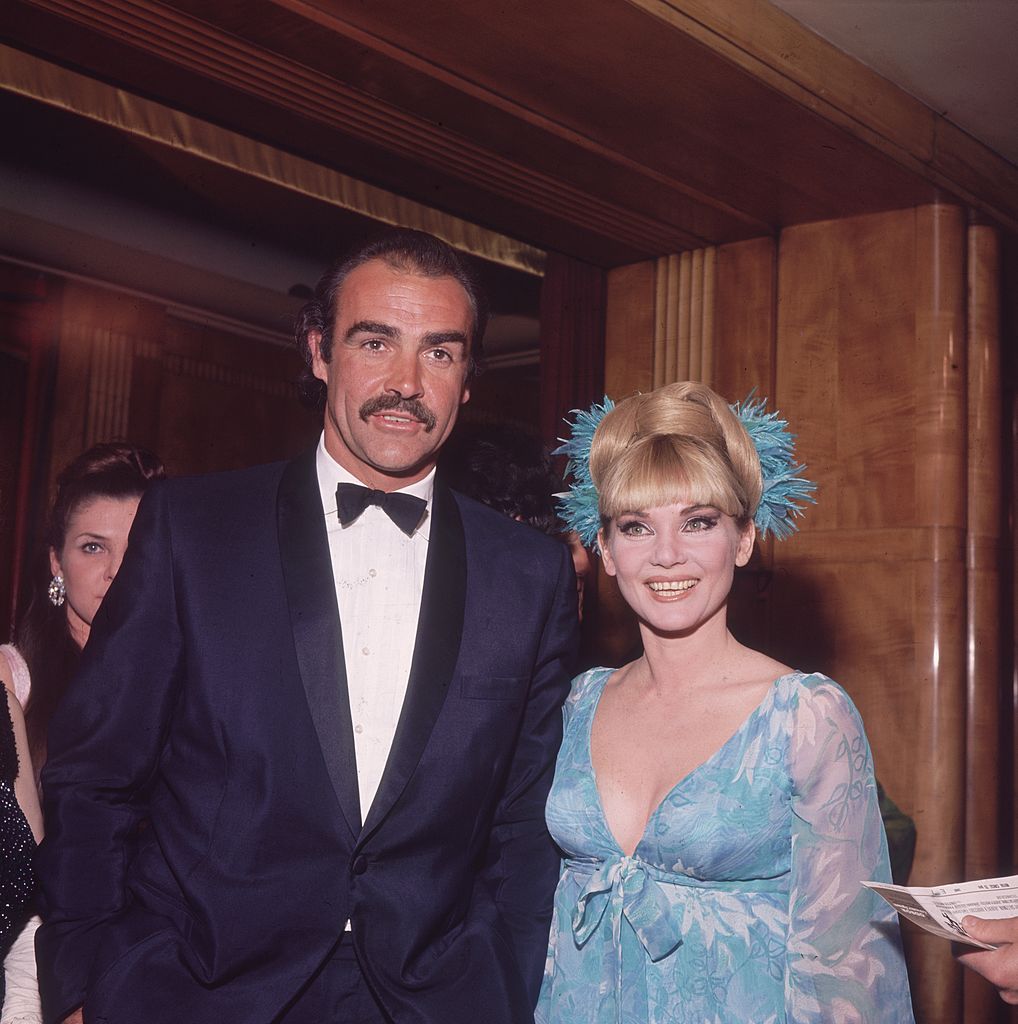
left=153, top=453, right=311, bottom=529
left=163, top=455, right=297, bottom=501
left=451, top=489, right=566, bottom=562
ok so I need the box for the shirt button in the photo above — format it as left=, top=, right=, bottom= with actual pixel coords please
left=354, top=724, right=363, bottom=734
left=368, top=568, right=377, bottom=577
left=352, top=855, right=368, bottom=876
left=361, top=646, right=370, bottom=656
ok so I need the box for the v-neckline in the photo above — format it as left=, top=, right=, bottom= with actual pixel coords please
left=586, top=667, right=794, bottom=858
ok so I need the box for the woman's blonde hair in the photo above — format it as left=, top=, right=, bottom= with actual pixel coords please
left=590, top=382, right=762, bottom=530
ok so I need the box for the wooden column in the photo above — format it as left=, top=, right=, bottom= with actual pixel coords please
left=910, top=204, right=968, bottom=1023
left=965, top=221, right=1004, bottom=1023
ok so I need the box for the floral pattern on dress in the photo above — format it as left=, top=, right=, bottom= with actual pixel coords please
left=536, top=669, right=915, bottom=1024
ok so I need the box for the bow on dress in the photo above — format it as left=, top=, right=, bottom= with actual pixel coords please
left=565, top=854, right=787, bottom=1023
left=569, top=855, right=685, bottom=1022
left=572, top=855, right=684, bottom=963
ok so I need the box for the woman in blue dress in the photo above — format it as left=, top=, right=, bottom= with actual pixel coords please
left=539, top=382, right=914, bottom=1024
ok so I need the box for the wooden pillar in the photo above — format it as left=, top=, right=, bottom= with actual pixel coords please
left=965, top=221, right=1004, bottom=1023
left=910, top=203, right=968, bottom=1023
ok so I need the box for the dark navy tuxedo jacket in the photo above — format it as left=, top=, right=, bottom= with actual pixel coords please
left=36, top=448, right=578, bottom=1024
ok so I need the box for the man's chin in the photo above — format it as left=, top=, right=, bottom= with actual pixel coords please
left=356, top=448, right=441, bottom=486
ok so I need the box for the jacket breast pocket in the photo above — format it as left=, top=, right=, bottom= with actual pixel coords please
left=457, top=674, right=526, bottom=701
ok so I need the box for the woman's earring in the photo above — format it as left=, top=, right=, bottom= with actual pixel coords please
left=48, top=574, right=66, bottom=607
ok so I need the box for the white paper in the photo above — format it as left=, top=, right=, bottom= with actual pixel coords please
left=863, top=874, right=1018, bottom=949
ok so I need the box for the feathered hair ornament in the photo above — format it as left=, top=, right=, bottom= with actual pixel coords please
left=553, top=397, right=615, bottom=551
left=554, top=392, right=815, bottom=550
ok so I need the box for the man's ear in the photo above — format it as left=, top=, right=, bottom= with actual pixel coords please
left=735, top=521, right=756, bottom=567
left=307, top=329, right=330, bottom=384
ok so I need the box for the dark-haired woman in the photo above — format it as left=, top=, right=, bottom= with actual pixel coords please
left=0, top=441, right=164, bottom=1022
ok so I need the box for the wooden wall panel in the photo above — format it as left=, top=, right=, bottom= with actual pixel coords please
left=776, top=205, right=968, bottom=1024
left=604, top=260, right=656, bottom=402
left=152, top=319, right=317, bottom=476
left=774, top=210, right=930, bottom=796
left=49, top=282, right=166, bottom=496
left=48, top=284, right=317, bottom=481
left=712, top=236, right=776, bottom=403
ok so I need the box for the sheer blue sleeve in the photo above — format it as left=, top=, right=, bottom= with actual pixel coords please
left=786, top=678, right=915, bottom=1022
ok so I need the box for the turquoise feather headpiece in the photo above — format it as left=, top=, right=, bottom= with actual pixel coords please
left=554, top=392, right=816, bottom=550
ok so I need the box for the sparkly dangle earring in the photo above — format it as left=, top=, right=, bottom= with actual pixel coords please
left=48, top=574, right=66, bottom=607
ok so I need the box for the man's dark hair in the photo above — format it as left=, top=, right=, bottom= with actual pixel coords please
left=439, top=419, right=560, bottom=535
left=294, top=228, right=489, bottom=408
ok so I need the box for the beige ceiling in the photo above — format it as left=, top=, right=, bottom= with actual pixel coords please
left=772, top=0, right=1018, bottom=167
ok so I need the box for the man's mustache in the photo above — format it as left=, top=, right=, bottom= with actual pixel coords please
left=359, top=394, right=438, bottom=432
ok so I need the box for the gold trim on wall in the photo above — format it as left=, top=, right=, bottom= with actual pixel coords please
left=0, top=44, right=546, bottom=276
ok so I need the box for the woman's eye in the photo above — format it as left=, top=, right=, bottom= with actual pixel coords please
left=618, top=520, right=650, bottom=537
left=81, top=542, right=103, bottom=554
left=684, top=516, right=718, bottom=532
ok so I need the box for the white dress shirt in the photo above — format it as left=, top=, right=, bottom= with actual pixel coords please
left=315, top=437, right=432, bottom=823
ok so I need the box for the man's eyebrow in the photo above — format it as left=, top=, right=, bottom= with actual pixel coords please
left=344, top=320, right=399, bottom=341
left=421, top=330, right=469, bottom=348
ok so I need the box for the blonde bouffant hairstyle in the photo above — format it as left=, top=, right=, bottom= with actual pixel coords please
left=590, top=382, right=762, bottom=532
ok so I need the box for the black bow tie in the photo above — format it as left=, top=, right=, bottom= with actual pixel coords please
left=335, top=482, right=427, bottom=537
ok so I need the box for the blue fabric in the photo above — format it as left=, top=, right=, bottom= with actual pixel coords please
left=537, top=668, right=915, bottom=1024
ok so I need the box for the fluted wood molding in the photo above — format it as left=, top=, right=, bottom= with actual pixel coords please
left=653, top=247, right=717, bottom=387
left=83, top=327, right=133, bottom=446
left=135, top=339, right=298, bottom=399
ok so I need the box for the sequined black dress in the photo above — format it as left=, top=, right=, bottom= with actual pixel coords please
left=0, top=696, right=35, bottom=1006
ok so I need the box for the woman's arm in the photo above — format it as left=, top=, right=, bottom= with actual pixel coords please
left=7, top=690, right=41, bottom=843
left=785, top=677, right=915, bottom=1023
left=3, top=915, right=42, bottom=1024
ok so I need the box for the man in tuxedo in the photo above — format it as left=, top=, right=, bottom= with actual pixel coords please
left=36, top=230, right=578, bottom=1023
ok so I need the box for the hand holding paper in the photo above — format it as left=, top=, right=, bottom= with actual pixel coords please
left=957, top=916, right=1018, bottom=1005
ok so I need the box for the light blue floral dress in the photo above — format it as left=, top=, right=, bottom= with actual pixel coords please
left=536, top=668, right=914, bottom=1024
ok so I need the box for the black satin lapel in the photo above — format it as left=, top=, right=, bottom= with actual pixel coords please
left=361, top=481, right=466, bottom=840
left=278, top=449, right=361, bottom=839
